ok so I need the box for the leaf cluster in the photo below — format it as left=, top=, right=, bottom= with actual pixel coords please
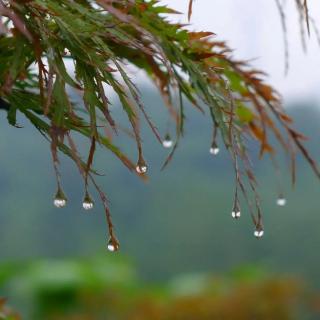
left=0, top=0, right=318, bottom=244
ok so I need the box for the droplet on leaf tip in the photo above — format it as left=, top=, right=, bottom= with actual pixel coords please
left=64, top=48, right=71, bottom=56
left=136, top=158, right=148, bottom=174
left=231, top=210, right=241, bottom=219
left=136, top=165, right=147, bottom=174
left=53, top=188, right=67, bottom=208
left=82, top=192, right=94, bottom=210
left=107, top=243, right=116, bottom=252
left=231, top=200, right=241, bottom=219
left=254, top=229, right=264, bottom=238
left=54, top=198, right=67, bottom=208
left=277, top=197, right=287, bottom=207
left=162, top=134, right=173, bottom=149
left=209, top=142, right=220, bottom=155
left=83, top=201, right=94, bottom=210
left=107, top=237, right=120, bottom=252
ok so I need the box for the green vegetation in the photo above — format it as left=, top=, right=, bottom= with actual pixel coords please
left=1, top=255, right=317, bottom=319
left=1, top=2, right=319, bottom=316
left=0, top=1, right=318, bottom=241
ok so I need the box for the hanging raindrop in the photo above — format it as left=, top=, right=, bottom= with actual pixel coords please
left=107, top=236, right=120, bottom=252
left=231, top=199, right=241, bottom=219
left=209, top=141, right=220, bottom=155
left=53, top=188, right=67, bottom=208
left=276, top=195, right=287, bottom=207
left=162, top=133, right=173, bottom=149
left=254, top=228, right=264, bottom=238
left=82, top=191, right=94, bottom=210
left=231, top=209, right=241, bottom=219
left=136, top=158, right=148, bottom=174
left=64, top=48, right=71, bottom=56
left=136, top=164, right=147, bottom=174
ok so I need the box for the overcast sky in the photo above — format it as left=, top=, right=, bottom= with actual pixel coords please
left=163, top=0, right=320, bottom=105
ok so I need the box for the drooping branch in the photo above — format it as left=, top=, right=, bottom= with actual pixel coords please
left=0, top=0, right=319, bottom=247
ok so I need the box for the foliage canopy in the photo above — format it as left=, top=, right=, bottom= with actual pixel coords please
left=0, top=0, right=318, bottom=248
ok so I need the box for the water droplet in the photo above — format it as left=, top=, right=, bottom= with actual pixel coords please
left=53, top=188, right=67, bottom=208
left=107, top=243, right=116, bottom=252
left=232, top=210, right=241, bottom=219
left=162, top=134, right=173, bottom=148
left=136, top=165, right=147, bottom=174
left=64, top=48, right=71, bottom=56
left=54, top=198, right=66, bottom=208
left=254, top=229, right=264, bottom=238
left=209, top=142, right=220, bottom=155
left=107, top=237, right=120, bottom=252
left=83, top=201, right=94, bottom=210
left=136, top=158, right=148, bottom=174
left=82, top=192, right=94, bottom=210
left=276, top=197, right=287, bottom=207
left=231, top=200, right=241, bottom=219
left=163, top=139, right=173, bottom=148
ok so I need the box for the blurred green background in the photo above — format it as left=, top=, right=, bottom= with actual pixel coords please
left=1, top=89, right=320, bottom=319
